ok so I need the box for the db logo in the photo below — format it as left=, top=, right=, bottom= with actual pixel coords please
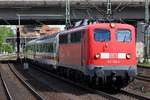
left=110, top=53, right=118, bottom=58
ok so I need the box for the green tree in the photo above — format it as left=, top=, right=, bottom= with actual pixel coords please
left=0, top=26, right=14, bottom=53
left=0, top=26, right=13, bottom=42
left=3, top=43, right=13, bottom=53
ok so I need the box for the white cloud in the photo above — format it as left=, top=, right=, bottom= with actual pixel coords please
left=48, top=25, right=65, bottom=31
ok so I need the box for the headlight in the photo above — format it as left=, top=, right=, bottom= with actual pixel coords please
left=126, top=53, right=131, bottom=59
left=110, top=23, right=115, bottom=28
left=95, top=53, right=100, bottom=59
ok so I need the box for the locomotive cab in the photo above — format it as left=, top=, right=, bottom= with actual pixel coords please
left=85, top=23, right=137, bottom=88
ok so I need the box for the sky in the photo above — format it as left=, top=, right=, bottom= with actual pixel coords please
left=1, top=25, right=65, bottom=35
left=48, top=25, right=65, bottom=31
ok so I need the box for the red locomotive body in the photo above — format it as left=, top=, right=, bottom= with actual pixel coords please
left=58, top=23, right=136, bottom=88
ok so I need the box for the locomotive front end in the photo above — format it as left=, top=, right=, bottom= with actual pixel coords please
left=85, top=23, right=137, bottom=89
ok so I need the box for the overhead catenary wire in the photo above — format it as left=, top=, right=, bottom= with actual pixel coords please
left=86, top=9, right=93, bottom=19
left=83, top=0, right=130, bottom=22
left=113, top=2, right=122, bottom=13
left=34, top=19, right=44, bottom=25
left=117, top=2, right=130, bottom=12
left=86, top=0, right=105, bottom=18
left=0, top=17, right=11, bottom=25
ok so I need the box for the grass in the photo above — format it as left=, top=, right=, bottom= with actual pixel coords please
left=144, top=92, right=150, bottom=97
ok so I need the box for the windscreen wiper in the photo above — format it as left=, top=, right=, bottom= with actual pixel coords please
left=123, top=34, right=126, bottom=42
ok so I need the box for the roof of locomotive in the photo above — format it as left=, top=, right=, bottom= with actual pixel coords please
left=59, top=22, right=134, bottom=35
left=27, top=22, right=135, bottom=45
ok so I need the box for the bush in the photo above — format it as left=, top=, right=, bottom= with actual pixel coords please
left=0, top=43, right=13, bottom=53
left=0, top=26, right=14, bottom=54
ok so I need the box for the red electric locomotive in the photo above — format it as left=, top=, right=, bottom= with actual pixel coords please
left=25, top=20, right=137, bottom=89
left=58, top=22, right=136, bottom=88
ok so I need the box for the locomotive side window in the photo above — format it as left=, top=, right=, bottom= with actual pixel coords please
left=116, top=30, right=131, bottom=42
left=70, top=31, right=81, bottom=43
left=94, top=29, right=110, bottom=42
left=59, top=34, right=68, bottom=44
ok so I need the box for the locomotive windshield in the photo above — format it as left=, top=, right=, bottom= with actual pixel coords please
left=116, top=30, right=131, bottom=42
left=94, top=29, right=110, bottom=42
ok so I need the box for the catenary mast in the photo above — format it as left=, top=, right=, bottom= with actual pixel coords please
left=144, top=0, right=150, bottom=62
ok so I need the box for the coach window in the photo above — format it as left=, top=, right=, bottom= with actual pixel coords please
left=26, top=46, right=28, bottom=52
left=34, top=45, right=37, bottom=52
left=31, top=45, right=33, bottom=51
left=39, top=44, right=41, bottom=52
left=53, top=43, right=56, bottom=52
left=94, top=29, right=110, bottom=42
left=45, top=43, right=49, bottom=52
left=37, top=45, right=39, bottom=52
left=116, top=30, right=131, bottom=42
left=59, top=34, right=68, bottom=44
left=43, top=44, right=46, bottom=52
left=71, top=31, right=81, bottom=43
left=39, top=44, right=42, bottom=52
left=48, top=43, right=54, bottom=52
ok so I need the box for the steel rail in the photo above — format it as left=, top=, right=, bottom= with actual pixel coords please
left=137, top=65, right=150, bottom=69
left=0, top=73, right=13, bottom=100
left=120, top=89, right=150, bottom=100
left=136, top=75, right=150, bottom=82
left=8, top=64, right=44, bottom=100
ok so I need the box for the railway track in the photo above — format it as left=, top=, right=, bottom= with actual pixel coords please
left=119, top=89, right=150, bottom=100
left=112, top=89, right=150, bottom=100
left=136, top=75, right=150, bottom=82
left=137, top=65, right=150, bottom=69
left=30, top=63, right=150, bottom=100
left=0, top=73, right=12, bottom=100
left=30, top=65, right=119, bottom=100
left=137, top=65, right=150, bottom=82
left=1, top=64, right=44, bottom=100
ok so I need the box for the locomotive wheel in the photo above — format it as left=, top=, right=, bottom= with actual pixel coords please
left=90, top=76, right=97, bottom=88
left=69, top=70, right=73, bottom=80
left=64, top=69, right=67, bottom=78
left=66, top=69, right=70, bottom=78
left=79, top=73, right=84, bottom=83
left=83, top=75, right=91, bottom=86
left=74, top=71, right=78, bottom=82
